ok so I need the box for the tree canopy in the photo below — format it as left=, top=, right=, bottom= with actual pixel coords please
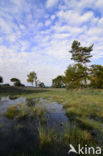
left=69, top=40, right=93, bottom=67
left=90, top=65, right=103, bottom=88
left=10, top=78, right=22, bottom=86
left=27, top=72, right=37, bottom=87
left=52, top=75, right=65, bottom=88
left=0, top=76, right=3, bottom=83
left=65, top=64, right=87, bottom=88
left=68, top=40, right=93, bottom=87
left=39, top=82, right=45, bottom=88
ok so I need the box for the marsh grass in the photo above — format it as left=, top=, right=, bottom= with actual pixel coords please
left=4, top=103, right=36, bottom=120
left=30, top=88, right=103, bottom=147
left=26, top=98, right=35, bottom=107
left=38, top=125, right=67, bottom=155
left=1, top=87, right=103, bottom=153
left=9, top=95, right=18, bottom=100
left=14, top=124, right=24, bottom=131
left=37, top=124, right=96, bottom=156
left=35, top=106, right=47, bottom=124
left=5, top=105, right=19, bottom=119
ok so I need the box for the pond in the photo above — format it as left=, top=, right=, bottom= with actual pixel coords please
left=0, top=96, right=26, bottom=113
left=0, top=96, right=71, bottom=156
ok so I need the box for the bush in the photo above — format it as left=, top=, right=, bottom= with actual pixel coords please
left=3, top=83, right=10, bottom=87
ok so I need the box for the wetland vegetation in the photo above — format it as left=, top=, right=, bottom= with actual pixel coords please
left=0, top=86, right=103, bottom=155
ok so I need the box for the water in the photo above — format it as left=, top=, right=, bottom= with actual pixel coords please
left=0, top=96, right=69, bottom=155
left=0, top=96, right=26, bottom=113
left=36, top=98, right=69, bottom=129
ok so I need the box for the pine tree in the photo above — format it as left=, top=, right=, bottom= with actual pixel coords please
left=69, top=40, right=93, bottom=87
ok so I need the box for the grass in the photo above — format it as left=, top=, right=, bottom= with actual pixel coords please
left=38, top=125, right=67, bottom=155
left=37, top=125, right=96, bottom=156
left=5, top=105, right=19, bottom=119
left=4, top=103, right=36, bottom=120
left=1, top=86, right=103, bottom=154
left=35, top=106, right=47, bottom=124
left=9, top=95, right=18, bottom=100
left=14, top=124, right=24, bottom=131
left=26, top=98, right=35, bottom=107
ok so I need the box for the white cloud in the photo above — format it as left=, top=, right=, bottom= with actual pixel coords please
left=45, top=20, right=51, bottom=26
left=46, top=0, right=58, bottom=8
left=0, top=17, right=12, bottom=33
left=57, top=10, right=93, bottom=26
left=0, top=0, right=103, bottom=85
left=51, top=15, right=55, bottom=20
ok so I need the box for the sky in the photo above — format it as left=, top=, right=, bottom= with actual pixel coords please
left=0, top=0, right=103, bottom=86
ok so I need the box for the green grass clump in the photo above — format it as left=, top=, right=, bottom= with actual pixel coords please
left=38, top=126, right=52, bottom=145
left=14, top=124, right=24, bottom=131
left=9, top=96, right=18, bottom=100
left=26, top=98, right=35, bottom=107
left=38, top=126, right=65, bottom=155
left=17, top=105, right=36, bottom=120
left=64, top=127, right=95, bottom=147
left=5, top=106, right=19, bottom=119
left=38, top=125, right=96, bottom=156
left=35, top=107, right=47, bottom=124
left=5, top=103, right=36, bottom=120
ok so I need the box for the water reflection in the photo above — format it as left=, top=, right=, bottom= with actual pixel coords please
left=0, top=96, right=26, bottom=113
left=0, top=97, right=69, bottom=155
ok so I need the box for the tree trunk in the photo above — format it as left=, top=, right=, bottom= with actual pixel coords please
left=32, top=82, right=33, bottom=86
left=35, top=80, right=37, bottom=87
left=83, top=60, right=87, bottom=88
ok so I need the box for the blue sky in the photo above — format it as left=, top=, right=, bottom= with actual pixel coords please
left=0, top=0, right=103, bottom=86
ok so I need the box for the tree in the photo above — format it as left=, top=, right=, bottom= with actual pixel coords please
left=52, top=75, right=65, bottom=88
left=27, top=72, right=37, bottom=87
left=10, top=78, right=21, bottom=86
left=0, top=76, right=3, bottom=83
left=39, top=82, right=45, bottom=88
left=65, top=64, right=87, bottom=88
left=90, top=65, right=103, bottom=88
left=69, top=40, right=93, bottom=87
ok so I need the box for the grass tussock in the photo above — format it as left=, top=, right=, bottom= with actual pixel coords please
left=4, top=103, right=36, bottom=120
left=37, top=125, right=96, bottom=156
left=5, top=105, right=19, bottom=119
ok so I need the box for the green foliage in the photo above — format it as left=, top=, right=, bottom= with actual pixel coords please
left=39, top=82, right=45, bottom=88
left=11, top=78, right=20, bottom=82
left=5, top=106, right=19, bottom=119
left=52, top=75, right=65, bottom=88
left=14, top=81, right=22, bottom=86
left=5, top=102, right=36, bottom=120
left=10, top=78, right=23, bottom=87
left=68, top=40, right=93, bottom=88
left=90, top=65, right=103, bottom=88
left=3, top=83, right=10, bottom=87
left=69, top=40, right=93, bottom=64
left=0, top=76, right=3, bottom=83
left=1, top=88, right=103, bottom=151
left=9, top=96, right=18, bottom=100
left=38, top=125, right=95, bottom=155
left=65, top=64, right=88, bottom=88
left=27, top=71, right=37, bottom=86
left=26, top=98, right=35, bottom=106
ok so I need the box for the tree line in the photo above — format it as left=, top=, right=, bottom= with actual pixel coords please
left=0, top=72, right=45, bottom=88
left=0, top=40, right=103, bottom=89
left=52, top=40, right=103, bottom=89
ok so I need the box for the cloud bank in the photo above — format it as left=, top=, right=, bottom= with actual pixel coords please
left=0, top=0, right=103, bottom=85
